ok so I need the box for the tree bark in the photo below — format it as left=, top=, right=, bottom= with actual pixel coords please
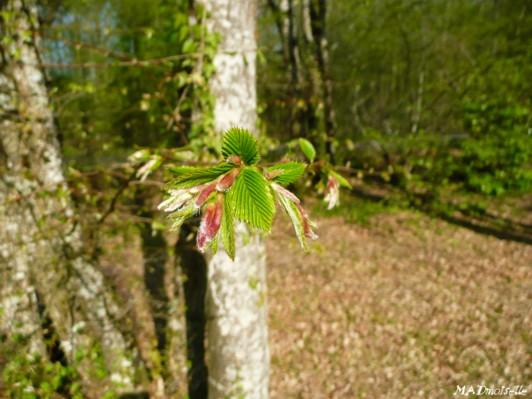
left=0, top=0, right=141, bottom=395
left=135, top=193, right=170, bottom=361
left=266, top=0, right=289, bottom=64
left=196, top=1, right=270, bottom=398
left=0, top=73, right=46, bottom=358
left=175, top=222, right=209, bottom=399
left=309, top=0, right=337, bottom=160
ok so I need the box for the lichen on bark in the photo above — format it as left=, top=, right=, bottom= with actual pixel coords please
left=0, top=0, right=141, bottom=394
left=196, top=0, right=270, bottom=398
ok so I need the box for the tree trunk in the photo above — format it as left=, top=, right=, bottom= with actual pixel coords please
left=309, top=0, right=336, bottom=160
left=0, top=0, right=141, bottom=394
left=196, top=1, right=270, bottom=398
left=135, top=193, right=170, bottom=361
left=175, top=222, right=209, bottom=399
left=266, top=0, right=289, bottom=64
left=0, top=68, right=46, bottom=357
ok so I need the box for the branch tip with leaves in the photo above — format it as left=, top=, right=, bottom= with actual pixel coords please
left=158, top=127, right=318, bottom=259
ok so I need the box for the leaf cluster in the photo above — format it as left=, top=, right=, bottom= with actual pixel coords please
left=161, top=127, right=324, bottom=258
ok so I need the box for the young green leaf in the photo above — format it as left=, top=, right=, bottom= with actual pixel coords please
left=227, top=167, right=275, bottom=231
left=266, top=162, right=306, bottom=185
left=329, top=170, right=352, bottom=189
left=221, top=196, right=236, bottom=260
left=276, top=191, right=307, bottom=250
left=168, top=163, right=233, bottom=189
left=299, top=138, right=316, bottom=162
left=222, top=127, right=260, bottom=165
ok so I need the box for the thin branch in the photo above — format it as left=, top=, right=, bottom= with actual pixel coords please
left=97, top=166, right=140, bottom=226
left=41, top=48, right=258, bottom=69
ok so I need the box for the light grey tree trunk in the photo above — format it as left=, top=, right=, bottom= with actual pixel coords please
left=0, top=0, right=139, bottom=394
left=0, top=66, right=45, bottom=357
left=196, top=1, right=270, bottom=398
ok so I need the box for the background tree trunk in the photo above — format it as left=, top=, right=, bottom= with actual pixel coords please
left=309, top=0, right=336, bottom=160
left=196, top=0, right=270, bottom=398
left=0, top=71, right=46, bottom=358
left=175, top=222, right=209, bottom=399
left=0, top=0, right=142, bottom=395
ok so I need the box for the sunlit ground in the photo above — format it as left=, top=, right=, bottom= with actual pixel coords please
left=267, top=199, right=531, bottom=398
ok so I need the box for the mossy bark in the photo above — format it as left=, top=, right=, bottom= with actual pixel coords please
left=0, top=1, right=142, bottom=395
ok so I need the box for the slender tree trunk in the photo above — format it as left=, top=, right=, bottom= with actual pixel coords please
left=196, top=1, right=270, bottom=398
left=309, top=0, right=336, bottom=159
left=135, top=191, right=170, bottom=361
left=287, top=0, right=301, bottom=90
left=267, top=0, right=301, bottom=139
left=0, top=1, right=141, bottom=395
left=411, top=69, right=425, bottom=134
left=266, top=0, right=289, bottom=64
left=287, top=0, right=306, bottom=139
left=140, top=226, right=169, bottom=349
left=175, top=222, right=209, bottom=399
left=138, top=206, right=169, bottom=398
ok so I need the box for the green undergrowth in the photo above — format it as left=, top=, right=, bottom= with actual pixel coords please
left=313, top=194, right=400, bottom=226
left=2, top=353, right=83, bottom=399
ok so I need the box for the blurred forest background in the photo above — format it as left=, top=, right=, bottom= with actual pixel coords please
left=1, top=0, right=531, bottom=398
left=41, top=0, right=531, bottom=225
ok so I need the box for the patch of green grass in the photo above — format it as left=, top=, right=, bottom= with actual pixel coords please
left=314, top=195, right=398, bottom=225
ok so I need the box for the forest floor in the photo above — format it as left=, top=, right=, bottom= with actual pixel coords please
left=266, top=197, right=531, bottom=399
left=2, top=194, right=529, bottom=399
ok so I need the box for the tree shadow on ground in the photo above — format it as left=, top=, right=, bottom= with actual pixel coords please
left=427, top=208, right=532, bottom=245
left=349, top=186, right=532, bottom=245
left=119, top=393, right=149, bottom=399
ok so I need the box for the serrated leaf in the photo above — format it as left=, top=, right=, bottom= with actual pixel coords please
left=168, top=163, right=233, bottom=189
left=329, top=170, right=352, bottom=189
left=276, top=191, right=307, bottom=250
left=221, top=196, right=235, bottom=260
left=227, top=167, right=275, bottom=231
left=222, top=127, right=260, bottom=165
left=266, top=162, right=306, bottom=185
left=299, top=138, right=316, bottom=162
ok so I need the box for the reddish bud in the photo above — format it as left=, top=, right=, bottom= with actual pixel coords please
left=216, top=168, right=240, bottom=192
left=227, top=155, right=242, bottom=165
left=297, top=203, right=318, bottom=240
left=324, top=176, right=340, bottom=210
left=197, top=199, right=223, bottom=252
left=195, top=182, right=217, bottom=207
